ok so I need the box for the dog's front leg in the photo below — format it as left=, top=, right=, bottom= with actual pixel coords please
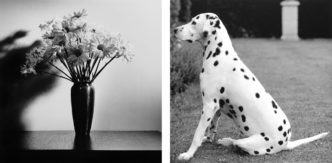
left=178, top=102, right=218, bottom=161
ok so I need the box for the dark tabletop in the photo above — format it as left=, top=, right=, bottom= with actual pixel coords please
left=0, top=131, right=161, bottom=163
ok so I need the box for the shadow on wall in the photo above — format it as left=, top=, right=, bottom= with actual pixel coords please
left=0, top=31, right=57, bottom=149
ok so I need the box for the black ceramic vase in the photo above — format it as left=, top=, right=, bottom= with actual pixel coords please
left=71, top=83, right=95, bottom=136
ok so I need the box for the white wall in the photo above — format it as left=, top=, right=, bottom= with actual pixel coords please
left=0, top=0, right=161, bottom=131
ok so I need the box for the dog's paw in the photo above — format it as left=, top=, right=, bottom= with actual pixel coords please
left=217, top=137, right=234, bottom=146
left=178, top=152, right=193, bottom=161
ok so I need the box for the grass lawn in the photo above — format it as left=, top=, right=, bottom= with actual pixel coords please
left=171, top=39, right=332, bottom=163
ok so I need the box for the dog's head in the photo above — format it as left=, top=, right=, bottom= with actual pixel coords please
left=173, top=13, right=222, bottom=43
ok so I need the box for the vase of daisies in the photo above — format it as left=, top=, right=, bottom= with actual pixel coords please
left=21, top=9, right=133, bottom=136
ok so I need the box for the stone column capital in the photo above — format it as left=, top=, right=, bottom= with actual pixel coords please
left=281, top=0, right=300, bottom=7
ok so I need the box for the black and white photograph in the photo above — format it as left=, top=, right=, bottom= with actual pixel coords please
left=171, top=0, right=332, bottom=162
left=0, top=0, right=161, bottom=162
left=1, top=0, right=332, bottom=162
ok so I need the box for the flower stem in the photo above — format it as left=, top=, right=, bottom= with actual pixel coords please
left=91, top=55, right=117, bottom=83
left=57, top=54, right=75, bottom=80
left=63, top=47, right=79, bottom=82
left=41, top=70, right=72, bottom=82
left=92, top=57, right=102, bottom=80
left=78, top=65, right=84, bottom=81
left=89, top=57, right=99, bottom=78
left=47, top=60, right=73, bottom=81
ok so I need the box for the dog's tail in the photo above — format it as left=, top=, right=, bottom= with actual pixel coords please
left=285, top=132, right=329, bottom=150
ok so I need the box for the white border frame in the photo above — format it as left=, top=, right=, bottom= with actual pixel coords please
left=162, top=0, right=170, bottom=162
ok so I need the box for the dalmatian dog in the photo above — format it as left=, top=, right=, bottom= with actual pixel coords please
left=173, top=13, right=329, bottom=161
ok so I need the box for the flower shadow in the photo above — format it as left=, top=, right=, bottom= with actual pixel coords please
left=0, top=30, right=57, bottom=149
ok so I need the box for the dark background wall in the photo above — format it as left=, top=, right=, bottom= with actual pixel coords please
left=299, top=0, right=332, bottom=38
left=180, top=0, right=332, bottom=38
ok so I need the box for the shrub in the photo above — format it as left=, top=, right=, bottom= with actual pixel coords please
left=170, top=42, right=202, bottom=95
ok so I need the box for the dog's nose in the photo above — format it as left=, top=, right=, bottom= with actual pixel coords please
left=173, top=28, right=178, bottom=33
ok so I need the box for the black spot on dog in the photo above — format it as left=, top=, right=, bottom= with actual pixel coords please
left=220, top=87, right=225, bottom=94
left=261, top=132, right=265, bottom=137
left=266, top=148, right=271, bottom=152
left=227, top=113, right=233, bottom=119
left=214, top=20, right=221, bottom=29
left=204, top=45, right=207, bottom=51
left=203, top=31, right=208, bottom=38
left=288, top=128, right=291, bottom=134
left=219, top=99, right=225, bottom=108
left=226, top=99, right=230, bottom=103
left=202, top=91, right=205, bottom=96
left=272, top=100, right=278, bottom=109
left=241, top=68, right=245, bottom=72
left=270, top=146, right=273, bottom=149
left=214, top=60, right=219, bottom=66
left=215, top=36, right=217, bottom=40
left=265, top=137, right=269, bottom=141
left=212, top=48, right=220, bottom=57
left=255, top=93, right=260, bottom=98
left=212, top=30, right=216, bottom=35
left=196, top=16, right=200, bottom=19
left=191, top=21, right=196, bottom=25
left=206, top=15, right=209, bottom=19
left=186, top=40, right=193, bottom=43
left=225, top=50, right=229, bottom=55
left=213, top=98, right=217, bottom=103
left=283, top=119, right=286, bottom=124
left=233, top=58, right=238, bottom=61
left=210, top=124, right=215, bottom=129
left=241, top=115, right=246, bottom=122
left=210, top=21, right=213, bottom=26
left=278, top=126, right=283, bottom=131
left=207, top=118, right=211, bottom=121
left=202, top=111, right=204, bottom=114
left=278, top=140, right=283, bottom=145
left=218, top=42, right=222, bottom=47
left=233, top=68, right=236, bottom=71
left=254, top=151, right=259, bottom=155
left=241, top=150, right=250, bottom=155
left=244, top=126, right=249, bottom=131
left=207, top=40, right=210, bottom=45
left=209, top=16, right=216, bottom=20
left=201, top=68, right=204, bottom=73
left=173, top=28, right=178, bottom=33
left=206, top=51, right=212, bottom=59
left=286, top=137, right=288, bottom=142
left=238, top=106, right=243, bottom=112
left=252, top=77, right=255, bottom=81
left=229, top=105, right=234, bottom=109
left=191, top=34, right=194, bottom=37
left=244, top=75, right=249, bottom=80
left=274, top=110, right=277, bottom=114
left=283, top=132, right=287, bottom=137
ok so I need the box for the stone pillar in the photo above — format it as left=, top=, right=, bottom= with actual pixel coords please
left=281, top=0, right=300, bottom=40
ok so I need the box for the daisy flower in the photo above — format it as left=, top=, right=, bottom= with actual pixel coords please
left=22, top=9, right=133, bottom=83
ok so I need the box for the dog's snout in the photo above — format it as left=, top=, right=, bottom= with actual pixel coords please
left=173, top=28, right=178, bottom=33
